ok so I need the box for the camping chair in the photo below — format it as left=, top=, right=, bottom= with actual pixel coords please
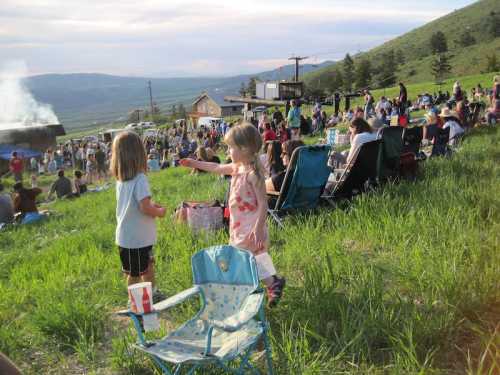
left=431, top=127, right=451, bottom=157
left=402, top=126, right=423, bottom=155
left=377, top=126, right=404, bottom=182
left=118, top=245, right=274, bottom=375
left=323, top=140, right=381, bottom=204
left=267, top=145, right=331, bottom=228
left=400, top=126, right=424, bottom=180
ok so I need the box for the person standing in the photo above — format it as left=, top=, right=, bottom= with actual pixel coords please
left=111, top=131, right=166, bottom=299
left=95, top=145, right=107, bottom=181
left=398, top=82, right=408, bottom=116
left=9, top=152, right=23, bottom=182
left=287, top=99, right=301, bottom=139
left=180, top=123, right=286, bottom=307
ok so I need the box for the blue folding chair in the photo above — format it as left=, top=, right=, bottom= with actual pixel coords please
left=118, top=245, right=274, bottom=375
left=267, top=145, right=331, bottom=227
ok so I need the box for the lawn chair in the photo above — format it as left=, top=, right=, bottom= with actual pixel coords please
left=402, top=126, right=423, bottom=155
left=377, top=126, right=404, bottom=182
left=267, top=145, right=331, bottom=227
left=118, top=245, right=274, bottom=375
left=323, top=140, right=381, bottom=203
left=431, top=127, right=451, bottom=157
left=400, top=126, right=424, bottom=180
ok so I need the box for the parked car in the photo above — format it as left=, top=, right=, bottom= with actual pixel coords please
left=198, top=117, right=222, bottom=128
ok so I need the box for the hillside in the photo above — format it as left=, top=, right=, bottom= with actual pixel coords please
left=24, top=61, right=333, bottom=131
left=303, top=0, right=500, bottom=91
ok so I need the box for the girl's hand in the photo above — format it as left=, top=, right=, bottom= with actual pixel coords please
left=250, top=226, right=265, bottom=252
left=156, top=206, right=166, bottom=218
left=179, top=158, right=194, bottom=168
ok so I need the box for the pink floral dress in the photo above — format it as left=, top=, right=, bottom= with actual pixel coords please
left=228, top=171, right=269, bottom=255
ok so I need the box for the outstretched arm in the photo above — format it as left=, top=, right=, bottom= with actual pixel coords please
left=180, top=159, right=234, bottom=176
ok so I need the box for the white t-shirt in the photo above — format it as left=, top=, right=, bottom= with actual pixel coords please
left=443, top=120, right=464, bottom=141
left=346, top=132, right=378, bottom=165
left=115, top=173, right=156, bottom=248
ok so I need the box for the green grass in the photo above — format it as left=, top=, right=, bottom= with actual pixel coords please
left=1, top=126, right=499, bottom=374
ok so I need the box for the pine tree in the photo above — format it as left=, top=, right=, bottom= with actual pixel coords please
left=431, top=53, right=452, bottom=86
left=354, top=59, right=372, bottom=90
left=247, top=77, right=259, bottom=96
left=178, top=103, right=187, bottom=119
left=430, top=31, right=448, bottom=54
left=239, top=82, right=247, bottom=96
left=376, top=50, right=397, bottom=88
left=342, top=54, right=355, bottom=92
left=331, top=68, right=343, bottom=93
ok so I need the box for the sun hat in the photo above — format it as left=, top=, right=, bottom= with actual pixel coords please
left=438, top=107, right=458, bottom=119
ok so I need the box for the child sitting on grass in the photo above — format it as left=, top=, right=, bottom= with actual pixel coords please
left=180, top=122, right=286, bottom=307
left=110, top=131, right=166, bottom=302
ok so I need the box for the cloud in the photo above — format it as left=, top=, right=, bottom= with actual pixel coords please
left=0, top=0, right=477, bottom=76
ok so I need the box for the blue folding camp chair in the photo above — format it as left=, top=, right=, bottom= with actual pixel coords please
left=267, top=145, right=331, bottom=227
left=118, top=245, right=274, bottom=375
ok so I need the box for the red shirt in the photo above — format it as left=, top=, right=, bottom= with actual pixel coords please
left=263, top=129, right=277, bottom=142
left=9, top=157, right=23, bottom=173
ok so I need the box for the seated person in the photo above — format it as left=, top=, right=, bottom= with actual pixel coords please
left=160, top=149, right=170, bottom=169
left=12, top=182, right=42, bottom=220
left=259, top=141, right=272, bottom=178
left=346, top=118, right=378, bottom=165
left=0, top=183, right=14, bottom=224
left=73, top=170, right=87, bottom=196
left=262, top=122, right=277, bottom=142
left=265, top=140, right=304, bottom=193
left=147, top=153, right=160, bottom=171
left=423, top=112, right=439, bottom=142
left=193, top=147, right=220, bottom=174
left=47, top=169, right=72, bottom=199
left=330, top=118, right=378, bottom=168
left=439, top=108, right=464, bottom=145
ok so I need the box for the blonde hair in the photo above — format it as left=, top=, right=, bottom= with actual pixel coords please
left=494, top=75, right=499, bottom=84
left=110, top=131, right=147, bottom=181
left=224, top=122, right=264, bottom=183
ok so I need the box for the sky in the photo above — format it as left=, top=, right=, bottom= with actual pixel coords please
left=0, top=0, right=478, bottom=78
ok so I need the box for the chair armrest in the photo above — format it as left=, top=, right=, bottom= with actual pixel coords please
left=207, top=291, right=264, bottom=332
left=115, top=286, right=201, bottom=316
left=153, top=286, right=201, bottom=311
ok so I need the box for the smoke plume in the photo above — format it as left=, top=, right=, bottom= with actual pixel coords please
left=0, top=61, right=59, bottom=127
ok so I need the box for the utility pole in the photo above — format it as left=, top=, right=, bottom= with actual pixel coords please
left=288, top=56, right=308, bottom=82
left=148, top=80, right=154, bottom=121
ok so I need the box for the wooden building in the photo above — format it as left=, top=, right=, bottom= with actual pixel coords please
left=189, top=92, right=244, bottom=126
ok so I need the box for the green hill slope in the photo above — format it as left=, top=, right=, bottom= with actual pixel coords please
left=304, top=0, right=500, bottom=91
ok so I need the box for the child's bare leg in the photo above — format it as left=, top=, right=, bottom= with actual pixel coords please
left=127, top=275, right=141, bottom=286
left=141, top=258, right=155, bottom=288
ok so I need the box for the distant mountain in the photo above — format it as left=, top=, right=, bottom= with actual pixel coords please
left=303, top=0, right=500, bottom=92
left=24, top=61, right=334, bottom=130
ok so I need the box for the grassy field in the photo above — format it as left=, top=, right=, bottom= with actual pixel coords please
left=0, top=124, right=499, bottom=373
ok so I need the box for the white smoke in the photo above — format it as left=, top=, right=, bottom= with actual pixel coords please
left=0, top=60, right=59, bottom=127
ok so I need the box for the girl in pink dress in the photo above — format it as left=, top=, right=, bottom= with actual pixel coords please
left=180, top=122, right=285, bottom=307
